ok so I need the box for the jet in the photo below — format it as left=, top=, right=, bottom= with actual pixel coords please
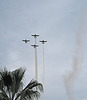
left=31, top=34, right=39, bottom=38
left=31, top=44, right=39, bottom=48
left=40, top=40, right=47, bottom=44
left=22, top=39, right=30, bottom=43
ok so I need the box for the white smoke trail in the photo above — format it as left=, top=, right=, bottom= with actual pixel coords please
left=64, top=9, right=86, bottom=100
left=35, top=47, right=38, bottom=80
left=42, top=44, right=45, bottom=100
left=43, top=44, right=45, bottom=88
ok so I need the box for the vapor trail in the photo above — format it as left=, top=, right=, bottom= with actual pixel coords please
left=35, top=47, right=38, bottom=80
left=64, top=9, right=86, bottom=100
left=42, top=43, right=45, bottom=100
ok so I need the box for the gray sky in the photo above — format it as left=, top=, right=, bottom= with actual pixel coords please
left=0, top=0, right=87, bottom=100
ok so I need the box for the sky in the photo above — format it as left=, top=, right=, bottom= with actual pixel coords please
left=0, top=0, right=87, bottom=100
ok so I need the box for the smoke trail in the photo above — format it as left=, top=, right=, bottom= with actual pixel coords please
left=64, top=32, right=82, bottom=100
left=34, top=37, right=38, bottom=81
left=42, top=44, right=45, bottom=100
left=40, top=41, right=47, bottom=100
left=64, top=10, right=86, bottom=100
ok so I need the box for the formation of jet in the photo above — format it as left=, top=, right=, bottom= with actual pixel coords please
left=22, top=39, right=30, bottom=43
left=31, top=44, right=39, bottom=48
left=40, top=40, right=47, bottom=44
left=31, top=34, right=39, bottom=38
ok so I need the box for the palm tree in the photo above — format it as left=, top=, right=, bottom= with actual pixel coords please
left=0, top=67, right=43, bottom=100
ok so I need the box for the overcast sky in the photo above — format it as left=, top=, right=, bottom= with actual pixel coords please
left=0, top=0, right=87, bottom=100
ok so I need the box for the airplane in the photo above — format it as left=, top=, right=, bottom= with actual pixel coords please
left=40, top=40, right=47, bottom=44
left=31, top=44, right=39, bottom=48
left=22, top=39, right=30, bottom=43
left=31, top=34, right=39, bottom=38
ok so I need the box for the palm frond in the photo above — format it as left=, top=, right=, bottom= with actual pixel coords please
left=0, top=67, right=43, bottom=100
left=0, top=68, right=12, bottom=87
left=23, top=79, right=43, bottom=92
left=11, top=68, right=25, bottom=100
left=21, top=89, right=40, bottom=100
left=11, top=67, right=25, bottom=93
left=0, top=91, right=9, bottom=100
left=0, top=80, right=4, bottom=90
left=15, top=79, right=43, bottom=100
left=16, top=88, right=40, bottom=100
